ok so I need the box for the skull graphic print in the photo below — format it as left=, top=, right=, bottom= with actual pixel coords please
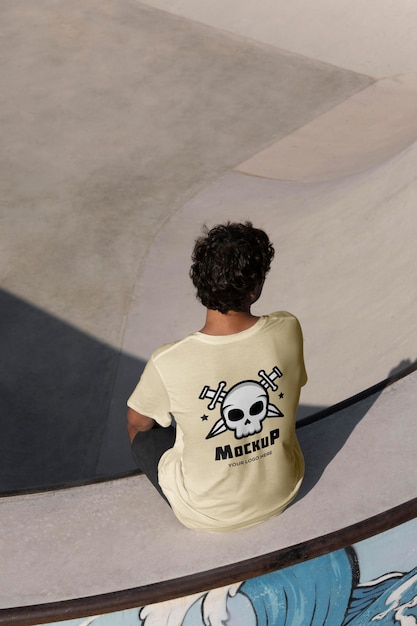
left=223, top=381, right=269, bottom=438
left=200, top=367, right=284, bottom=440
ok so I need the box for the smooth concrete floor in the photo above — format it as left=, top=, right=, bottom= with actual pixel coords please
left=1, top=369, right=416, bottom=608
left=1, top=0, right=417, bottom=490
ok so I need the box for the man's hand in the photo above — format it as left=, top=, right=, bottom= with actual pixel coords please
left=127, top=407, right=156, bottom=442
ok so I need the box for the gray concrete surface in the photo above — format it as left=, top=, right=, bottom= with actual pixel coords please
left=1, top=0, right=416, bottom=491
left=1, top=369, right=416, bottom=608
left=142, top=0, right=417, bottom=77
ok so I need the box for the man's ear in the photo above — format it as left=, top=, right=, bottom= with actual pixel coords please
left=249, top=281, right=264, bottom=304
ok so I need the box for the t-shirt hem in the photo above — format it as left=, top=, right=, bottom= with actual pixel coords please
left=167, top=477, right=303, bottom=533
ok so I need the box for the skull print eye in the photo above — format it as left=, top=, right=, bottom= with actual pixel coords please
left=228, top=408, right=245, bottom=421
left=250, top=400, right=264, bottom=416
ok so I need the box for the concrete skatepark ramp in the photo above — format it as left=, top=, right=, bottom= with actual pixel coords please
left=1, top=2, right=417, bottom=625
left=1, top=1, right=417, bottom=492
left=1, top=368, right=417, bottom=624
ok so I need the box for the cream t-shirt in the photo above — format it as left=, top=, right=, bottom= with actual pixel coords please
left=128, top=311, right=307, bottom=532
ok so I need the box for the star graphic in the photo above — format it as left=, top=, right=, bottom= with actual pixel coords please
left=279, top=392, right=284, bottom=399
left=201, top=414, right=209, bottom=421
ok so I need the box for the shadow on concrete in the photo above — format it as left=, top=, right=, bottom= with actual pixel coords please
left=295, top=358, right=417, bottom=503
left=2, top=289, right=415, bottom=496
left=0, top=290, right=328, bottom=494
left=0, top=290, right=324, bottom=494
left=0, top=290, right=144, bottom=494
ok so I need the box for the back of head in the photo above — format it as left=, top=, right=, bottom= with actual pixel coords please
left=190, top=221, right=275, bottom=313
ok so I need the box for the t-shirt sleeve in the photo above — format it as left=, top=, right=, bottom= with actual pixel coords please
left=297, top=319, right=308, bottom=387
left=127, top=358, right=172, bottom=427
left=289, top=314, right=307, bottom=387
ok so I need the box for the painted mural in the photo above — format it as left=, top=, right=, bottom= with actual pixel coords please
left=42, top=517, right=417, bottom=626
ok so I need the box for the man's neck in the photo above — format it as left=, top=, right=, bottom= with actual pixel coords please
left=199, top=309, right=260, bottom=336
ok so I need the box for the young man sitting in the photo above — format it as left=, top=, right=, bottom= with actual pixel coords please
left=127, top=221, right=307, bottom=532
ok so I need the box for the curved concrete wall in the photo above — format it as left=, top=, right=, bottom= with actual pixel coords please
left=3, top=516, right=417, bottom=625
left=1, top=369, right=416, bottom=625
left=13, top=517, right=416, bottom=626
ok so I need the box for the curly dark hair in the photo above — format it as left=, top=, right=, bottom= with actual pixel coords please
left=190, top=221, right=275, bottom=313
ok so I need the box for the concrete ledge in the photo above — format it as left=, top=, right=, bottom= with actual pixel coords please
left=236, top=75, right=417, bottom=181
left=1, top=367, right=416, bottom=622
